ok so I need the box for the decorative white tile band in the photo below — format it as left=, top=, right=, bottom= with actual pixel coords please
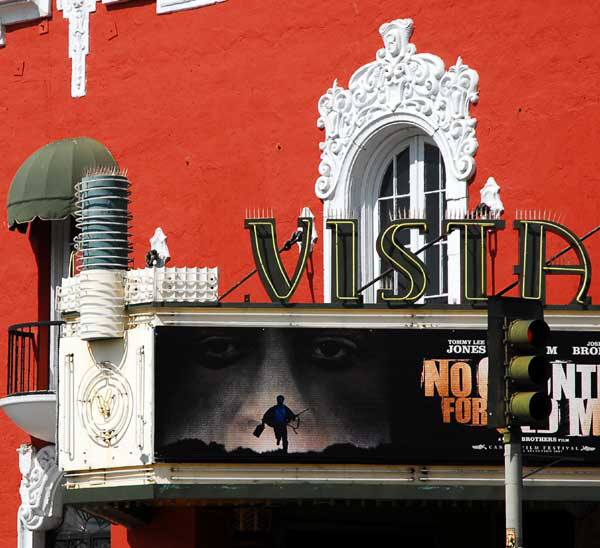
left=58, top=266, right=219, bottom=314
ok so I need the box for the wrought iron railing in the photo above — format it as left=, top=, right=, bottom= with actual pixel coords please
left=6, top=321, right=63, bottom=396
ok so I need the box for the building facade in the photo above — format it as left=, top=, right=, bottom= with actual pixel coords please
left=1, top=1, right=600, bottom=546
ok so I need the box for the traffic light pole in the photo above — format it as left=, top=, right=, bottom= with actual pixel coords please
left=488, top=297, right=552, bottom=548
left=504, top=428, right=523, bottom=548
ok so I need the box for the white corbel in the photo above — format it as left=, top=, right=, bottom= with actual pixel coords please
left=17, top=444, right=63, bottom=548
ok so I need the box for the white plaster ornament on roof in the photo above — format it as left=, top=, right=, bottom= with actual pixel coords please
left=298, top=207, right=318, bottom=253
left=315, top=18, right=479, bottom=201
left=148, top=227, right=171, bottom=267
left=480, top=177, right=504, bottom=217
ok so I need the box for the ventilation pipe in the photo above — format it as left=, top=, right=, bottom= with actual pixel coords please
left=74, top=168, right=132, bottom=340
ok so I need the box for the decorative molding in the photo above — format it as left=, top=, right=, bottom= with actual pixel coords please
left=17, top=445, right=63, bottom=532
left=315, top=18, right=479, bottom=201
left=135, top=346, right=145, bottom=450
left=57, top=0, right=97, bottom=98
left=125, top=267, right=219, bottom=304
left=57, top=276, right=80, bottom=314
left=63, top=319, right=80, bottom=338
left=78, top=361, right=133, bottom=448
left=156, top=0, right=225, bottom=15
left=0, top=0, right=50, bottom=47
left=480, top=177, right=504, bottom=216
left=65, top=353, right=75, bottom=461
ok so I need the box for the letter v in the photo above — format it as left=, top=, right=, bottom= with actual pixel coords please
left=245, top=216, right=313, bottom=303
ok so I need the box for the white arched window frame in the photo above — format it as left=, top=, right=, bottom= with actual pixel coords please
left=373, top=134, right=447, bottom=302
left=315, top=18, right=479, bottom=304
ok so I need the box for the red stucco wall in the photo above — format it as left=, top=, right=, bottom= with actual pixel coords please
left=1, top=0, right=600, bottom=544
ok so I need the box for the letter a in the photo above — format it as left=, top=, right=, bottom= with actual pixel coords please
left=514, top=220, right=591, bottom=305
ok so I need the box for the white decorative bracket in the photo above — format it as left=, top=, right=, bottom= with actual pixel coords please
left=315, top=18, right=479, bottom=203
left=17, top=445, right=63, bottom=533
left=57, top=0, right=97, bottom=98
left=0, top=0, right=50, bottom=47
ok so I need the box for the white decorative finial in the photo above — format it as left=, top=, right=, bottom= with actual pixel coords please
left=377, top=19, right=414, bottom=63
left=298, top=207, right=318, bottom=253
left=150, top=227, right=170, bottom=266
left=480, top=177, right=504, bottom=216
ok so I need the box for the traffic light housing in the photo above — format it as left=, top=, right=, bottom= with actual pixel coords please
left=487, top=297, right=552, bottom=429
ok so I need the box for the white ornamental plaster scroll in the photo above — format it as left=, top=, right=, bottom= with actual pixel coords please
left=57, top=0, right=97, bottom=98
left=315, top=18, right=479, bottom=203
left=17, top=444, right=63, bottom=532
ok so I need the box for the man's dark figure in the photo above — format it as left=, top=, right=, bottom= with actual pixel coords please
left=262, top=395, right=296, bottom=453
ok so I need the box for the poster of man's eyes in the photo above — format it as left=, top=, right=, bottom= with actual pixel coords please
left=154, top=326, right=600, bottom=464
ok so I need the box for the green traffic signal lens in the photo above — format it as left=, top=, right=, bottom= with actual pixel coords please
left=509, top=355, right=551, bottom=385
left=509, top=392, right=552, bottom=422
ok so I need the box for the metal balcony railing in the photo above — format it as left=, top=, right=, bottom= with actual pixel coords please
left=6, top=321, right=63, bottom=396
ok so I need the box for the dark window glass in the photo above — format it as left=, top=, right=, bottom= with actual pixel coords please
left=424, top=143, right=440, bottom=192
left=425, top=192, right=439, bottom=240
left=379, top=198, right=393, bottom=233
left=440, top=153, right=446, bottom=191
left=380, top=162, right=393, bottom=198
left=396, top=147, right=410, bottom=196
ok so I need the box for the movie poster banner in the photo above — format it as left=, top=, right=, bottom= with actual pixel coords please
left=154, top=326, right=600, bottom=464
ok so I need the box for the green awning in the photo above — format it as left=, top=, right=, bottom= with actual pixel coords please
left=7, top=137, right=119, bottom=232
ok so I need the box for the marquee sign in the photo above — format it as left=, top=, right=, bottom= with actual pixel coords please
left=244, top=214, right=592, bottom=305
left=154, top=326, right=600, bottom=464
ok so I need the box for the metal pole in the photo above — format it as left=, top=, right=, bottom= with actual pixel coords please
left=504, top=428, right=523, bottom=548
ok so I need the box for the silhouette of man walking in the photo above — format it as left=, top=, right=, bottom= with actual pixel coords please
left=261, top=395, right=297, bottom=453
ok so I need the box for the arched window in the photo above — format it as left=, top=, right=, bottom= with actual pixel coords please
left=377, top=137, right=447, bottom=302
left=315, top=19, right=479, bottom=304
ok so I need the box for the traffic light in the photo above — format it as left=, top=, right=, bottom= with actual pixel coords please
left=487, top=297, right=552, bottom=429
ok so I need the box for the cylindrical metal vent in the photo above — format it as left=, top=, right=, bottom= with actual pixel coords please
left=74, top=168, right=132, bottom=271
left=79, top=270, right=126, bottom=340
left=74, top=167, right=131, bottom=340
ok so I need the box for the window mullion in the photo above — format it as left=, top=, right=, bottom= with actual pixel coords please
left=412, top=137, right=425, bottom=250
